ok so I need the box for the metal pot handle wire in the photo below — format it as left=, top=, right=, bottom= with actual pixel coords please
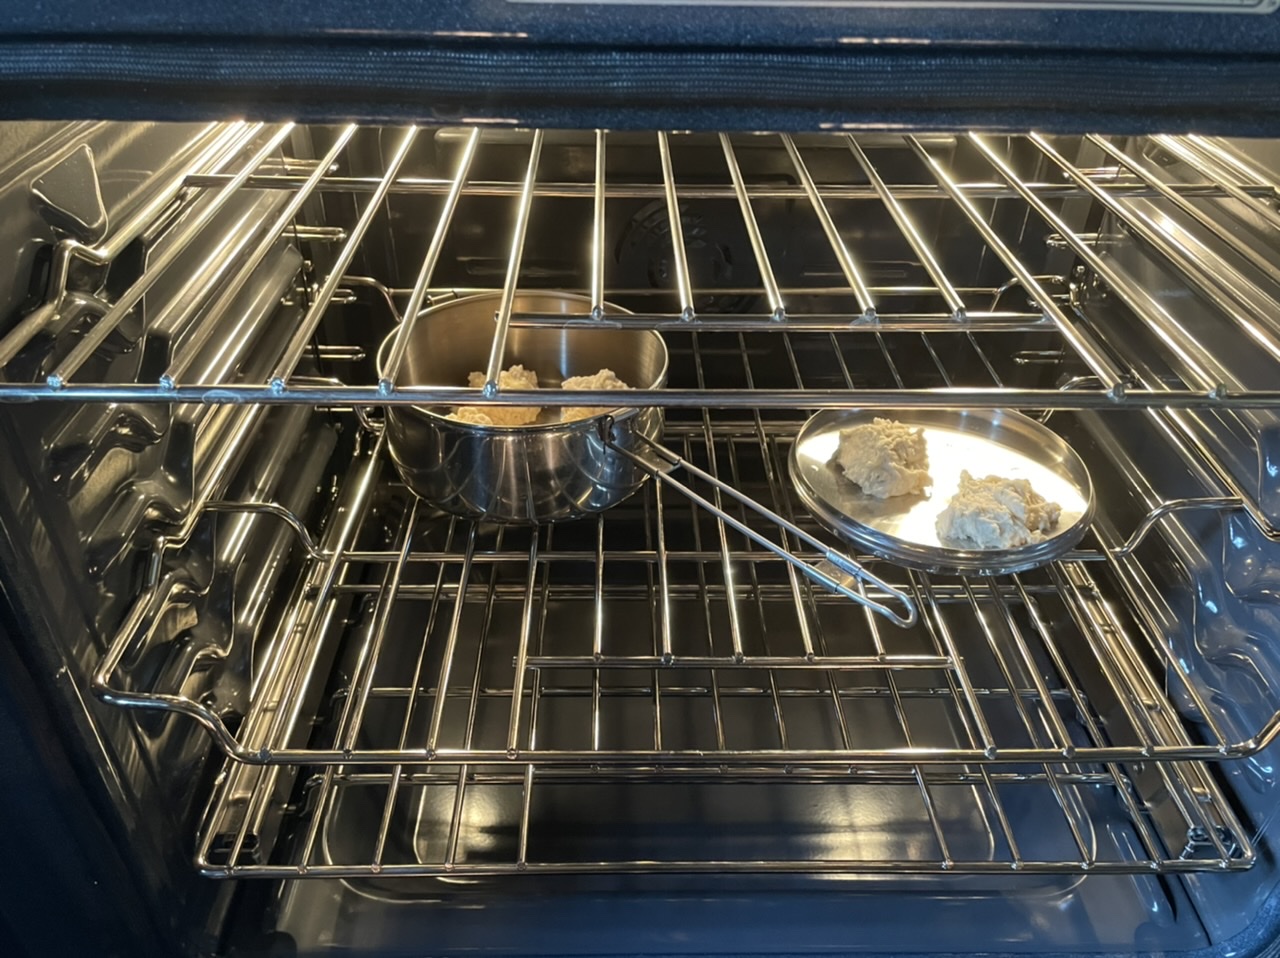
left=602, top=421, right=917, bottom=628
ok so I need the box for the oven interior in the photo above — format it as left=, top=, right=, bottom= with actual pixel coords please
left=4, top=122, right=1280, bottom=955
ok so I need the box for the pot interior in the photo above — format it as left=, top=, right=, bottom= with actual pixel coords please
left=378, top=294, right=668, bottom=403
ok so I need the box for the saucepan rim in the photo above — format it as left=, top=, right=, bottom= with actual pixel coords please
left=375, top=292, right=669, bottom=432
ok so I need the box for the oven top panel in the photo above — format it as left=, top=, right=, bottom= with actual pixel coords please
left=4, top=0, right=1280, bottom=54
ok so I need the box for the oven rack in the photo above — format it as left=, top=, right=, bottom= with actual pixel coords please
left=6, top=123, right=1279, bottom=539
left=4, top=123, right=1280, bottom=421
left=180, top=410, right=1256, bottom=877
left=93, top=361, right=1280, bottom=770
left=195, top=759, right=1253, bottom=878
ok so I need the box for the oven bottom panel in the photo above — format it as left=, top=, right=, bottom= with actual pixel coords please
left=231, top=868, right=1215, bottom=957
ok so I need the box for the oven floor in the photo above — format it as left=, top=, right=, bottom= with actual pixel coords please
left=223, top=474, right=1219, bottom=957
left=236, top=870, right=1210, bottom=956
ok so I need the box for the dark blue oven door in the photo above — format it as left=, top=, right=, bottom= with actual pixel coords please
left=0, top=0, right=1279, bottom=133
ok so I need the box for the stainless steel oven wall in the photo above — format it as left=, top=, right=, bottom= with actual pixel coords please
left=0, top=120, right=339, bottom=955
left=1040, top=133, right=1280, bottom=943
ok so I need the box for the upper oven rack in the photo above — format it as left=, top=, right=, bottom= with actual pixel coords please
left=5, top=123, right=1280, bottom=414
left=6, top=123, right=1280, bottom=545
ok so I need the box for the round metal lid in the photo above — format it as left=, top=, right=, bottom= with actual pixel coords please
left=789, top=409, right=1095, bottom=576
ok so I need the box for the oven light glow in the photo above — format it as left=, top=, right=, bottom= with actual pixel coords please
left=819, top=122, right=914, bottom=131
left=431, top=30, right=530, bottom=38
left=836, top=36, right=932, bottom=45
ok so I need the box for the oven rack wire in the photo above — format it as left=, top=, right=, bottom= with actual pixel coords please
left=196, top=760, right=1254, bottom=877
left=5, top=124, right=1277, bottom=540
left=179, top=406, right=1254, bottom=877
left=94, top=369, right=1280, bottom=771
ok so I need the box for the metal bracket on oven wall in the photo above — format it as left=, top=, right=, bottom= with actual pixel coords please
left=990, top=273, right=1070, bottom=313
left=1182, top=826, right=1243, bottom=862
left=1046, top=232, right=1126, bottom=250
left=0, top=123, right=256, bottom=371
left=31, top=143, right=108, bottom=246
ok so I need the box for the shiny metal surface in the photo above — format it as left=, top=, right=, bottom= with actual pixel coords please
left=187, top=417, right=1250, bottom=877
left=782, top=133, right=876, bottom=318
left=922, top=136, right=1125, bottom=392
left=47, top=123, right=293, bottom=387
left=5, top=129, right=1280, bottom=444
left=614, top=433, right=918, bottom=627
left=272, top=126, right=418, bottom=389
left=30, top=142, right=107, bottom=244
left=160, top=125, right=358, bottom=385
left=590, top=130, right=607, bottom=318
left=93, top=318, right=1280, bottom=769
left=846, top=136, right=965, bottom=319
left=377, top=292, right=668, bottom=523
left=377, top=127, right=480, bottom=391
left=1028, top=133, right=1280, bottom=370
left=657, top=131, right=695, bottom=320
left=719, top=134, right=784, bottom=320
left=16, top=381, right=1280, bottom=408
left=790, top=409, right=1094, bottom=575
left=482, top=130, right=544, bottom=389
left=8, top=122, right=1278, bottom=899
left=0, top=121, right=248, bottom=369
left=181, top=170, right=1280, bottom=201
left=92, top=449, right=1274, bottom=771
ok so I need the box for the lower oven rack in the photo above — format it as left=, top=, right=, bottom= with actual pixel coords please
left=196, top=760, right=1253, bottom=877
left=95, top=426, right=1280, bottom=769
left=183, top=415, right=1254, bottom=876
left=93, top=324, right=1280, bottom=770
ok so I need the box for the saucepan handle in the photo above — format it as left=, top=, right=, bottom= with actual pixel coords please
left=604, top=424, right=918, bottom=628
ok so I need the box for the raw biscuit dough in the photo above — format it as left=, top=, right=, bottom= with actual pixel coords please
left=832, top=418, right=931, bottom=499
left=445, top=407, right=496, bottom=426
left=560, top=368, right=632, bottom=422
left=457, top=364, right=542, bottom=426
left=935, top=470, right=1062, bottom=549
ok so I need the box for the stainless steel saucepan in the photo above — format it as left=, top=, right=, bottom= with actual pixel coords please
left=377, top=291, right=916, bottom=627
left=376, top=292, right=667, bottom=524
